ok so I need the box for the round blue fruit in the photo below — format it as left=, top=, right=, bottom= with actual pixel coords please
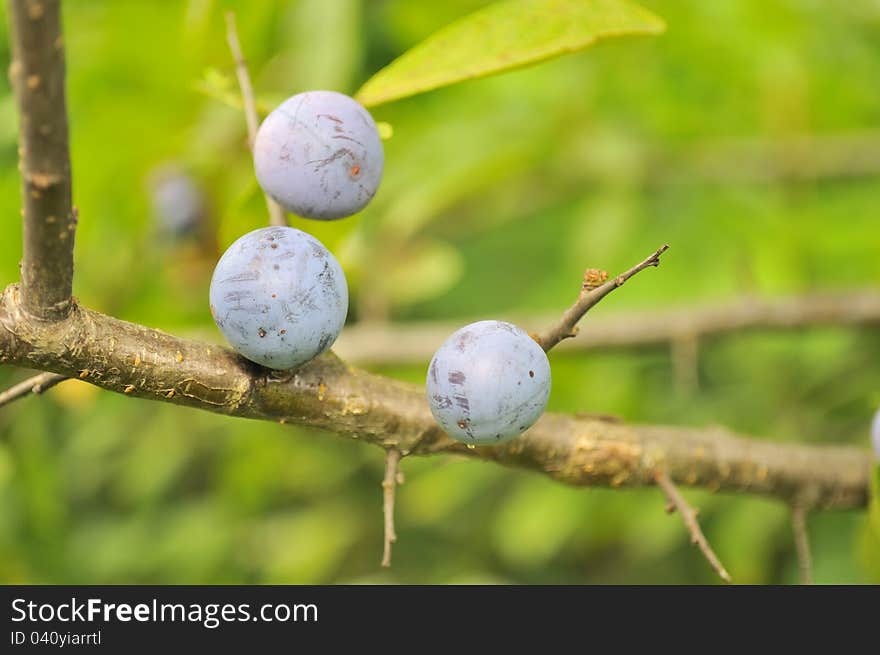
left=426, top=320, right=551, bottom=445
left=209, top=226, right=348, bottom=369
left=150, top=166, right=204, bottom=239
left=254, top=90, right=384, bottom=220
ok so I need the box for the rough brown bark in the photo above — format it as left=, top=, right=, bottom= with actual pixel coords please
left=7, top=0, right=75, bottom=319
left=0, top=284, right=869, bottom=510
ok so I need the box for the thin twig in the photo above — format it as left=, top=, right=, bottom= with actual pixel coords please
left=654, top=469, right=731, bottom=583
left=0, top=372, right=67, bottom=408
left=790, top=505, right=813, bottom=585
left=381, top=448, right=402, bottom=568
left=535, top=245, right=669, bottom=352
left=224, top=11, right=286, bottom=227
left=334, top=290, right=880, bottom=364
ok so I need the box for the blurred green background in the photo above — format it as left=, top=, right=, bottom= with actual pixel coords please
left=1, top=0, right=879, bottom=584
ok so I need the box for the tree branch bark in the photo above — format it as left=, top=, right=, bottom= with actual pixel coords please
left=0, top=283, right=869, bottom=509
left=334, top=290, right=880, bottom=364
left=7, top=0, right=76, bottom=319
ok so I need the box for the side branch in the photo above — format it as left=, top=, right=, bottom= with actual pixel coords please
left=0, top=284, right=870, bottom=509
left=790, top=506, right=813, bottom=585
left=334, top=290, right=880, bottom=364
left=655, top=469, right=730, bottom=582
left=381, top=448, right=402, bottom=567
left=0, top=371, right=66, bottom=407
left=8, top=0, right=76, bottom=319
left=536, top=245, right=669, bottom=351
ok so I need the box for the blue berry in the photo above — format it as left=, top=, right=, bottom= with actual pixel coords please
left=209, top=226, right=348, bottom=369
left=254, top=90, right=384, bottom=220
left=426, top=320, right=551, bottom=445
left=150, top=166, right=204, bottom=239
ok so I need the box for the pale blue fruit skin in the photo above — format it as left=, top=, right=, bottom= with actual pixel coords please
left=426, top=320, right=551, bottom=445
left=254, top=90, right=384, bottom=220
left=209, top=226, right=348, bottom=369
left=872, top=408, right=880, bottom=460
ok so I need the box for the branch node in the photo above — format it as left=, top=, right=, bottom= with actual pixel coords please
left=582, top=268, right=608, bottom=291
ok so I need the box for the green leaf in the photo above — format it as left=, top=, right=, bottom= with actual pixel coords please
left=870, top=464, right=880, bottom=539
left=491, top=478, right=588, bottom=567
left=382, top=239, right=465, bottom=306
left=286, top=0, right=362, bottom=92
left=356, top=0, right=665, bottom=107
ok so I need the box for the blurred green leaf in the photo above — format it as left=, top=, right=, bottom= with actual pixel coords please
left=0, top=94, right=17, bottom=148
left=810, top=512, right=865, bottom=584
left=712, top=496, right=788, bottom=584
left=861, top=465, right=880, bottom=581
left=492, top=477, right=587, bottom=568
left=356, top=0, right=665, bottom=106
left=247, top=504, right=359, bottom=583
left=382, top=239, right=465, bottom=305
left=858, top=522, right=880, bottom=582
left=286, top=0, right=362, bottom=93
left=399, top=459, right=500, bottom=525
left=870, top=465, right=880, bottom=539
